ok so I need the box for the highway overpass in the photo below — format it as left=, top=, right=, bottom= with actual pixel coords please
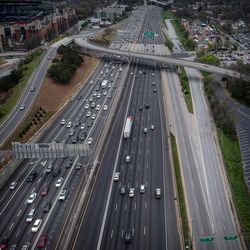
left=74, top=38, right=248, bottom=80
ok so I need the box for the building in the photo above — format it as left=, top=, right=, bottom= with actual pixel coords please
left=0, top=1, right=77, bottom=51
left=94, top=6, right=126, bottom=22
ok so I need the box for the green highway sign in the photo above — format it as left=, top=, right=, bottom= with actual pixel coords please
left=200, top=237, right=215, bottom=243
left=144, top=31, right=154, bottom=38
left=224, top=235, right=238, bottom=241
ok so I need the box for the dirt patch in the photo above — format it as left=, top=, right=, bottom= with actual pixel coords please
left=36, top=56, right=100, bottom=111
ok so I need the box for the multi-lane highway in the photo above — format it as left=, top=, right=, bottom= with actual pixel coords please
left=161, top=14, right=242, bottom=250
left=0, top=6, right=181, bottom=249
left=0, top=41, right=127, bottom=249
left=71, top=6, right=180, bottom=250
left=0, top=3, right=244, bottom=250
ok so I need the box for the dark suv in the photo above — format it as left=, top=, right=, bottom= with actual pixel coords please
left=53, top=168, right=60, bottom=177
left=26, top=172, right=37, bottom=182
left=124, top=230, right=133, bottom=244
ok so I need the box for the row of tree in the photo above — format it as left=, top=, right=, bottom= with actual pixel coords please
left=48, top=45, right=83, bottom=84
left=0, top=69, right=23, bottom=92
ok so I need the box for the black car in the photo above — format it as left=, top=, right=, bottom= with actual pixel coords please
left=64, top=160, right=73, bottom=169
left=79, top=132, right=86, bottom=141
left=145, top=104, right=150, bottom=109
left=43, top=202, right=52, bottom=213
left=26, top=172, right=37, bottom=183
left=124, top=230, right=133, bottom=244
left=120, top=186, right=126, bottom=195
left=53, top=168, right=60, bottom=177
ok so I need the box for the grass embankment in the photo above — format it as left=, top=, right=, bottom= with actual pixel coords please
left=2, top=106, right=54, bottom=150
left=218, top=131, right=250, bottom=246
left=0, top=59, right=7, bottom=66
left=170, top=133, right=191, bottom=249
left=180, top=68, right=194, bottom=113
left=0, top=50, right=45, bottom=123
left=164, top=37, right=174, bottom=52
left=162, top=9, right=174, bottom=20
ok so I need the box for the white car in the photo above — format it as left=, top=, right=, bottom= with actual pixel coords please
left=140, top=184, right=145, bottom=193
left=31, top=219, right=42, bottom=232
left=60, top=118, right=66, bottom=125
left=80, top=124, right=85, bottom=130
left=19, top=104, right=25, bottom=110
left=27, top=193, right=37, bottom=204
left=103, top=91, right=108, bottom=96
left=92, top=92, right=97, bottom=97
left=67, top=121, right=72, bottom=128
left=58, top=189, right=67, bottom=201
left=125, top=155, right=131, bottom=163
left=87, top=137, right=93, bottom=144
left=129, top=188, right=135, bottom=198
left=84, top=103, right=90, bottom=109
left=55, top=177, right=63, bottom=187
left=9, top=181, right=17, bottom=190
left=91, top=114, right=96, bottom=120
left=103, top=105, right=108, bottom=111
left=86, top=111, right=91, bottom=117
left=90, top=80, right=94, bottom=84
left=95, top=104, right=101, bottom=110
left=113, top=172, right=119, bottom=182
left=97, top=93, right=102, bottom=99
left=151, top=125, right=155, bottom=130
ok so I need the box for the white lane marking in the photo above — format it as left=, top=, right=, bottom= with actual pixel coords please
left=134, top=202, right=137, bottom=210
left=17, top=209, right=22, bottom=217
left=9, top=222, right=14, bottom=231
left=145, top=202, right=147, bottom=209
left=16, top=229, right=20, bottom=237
left=115, top=203, right=118, bottom=211
left=125, top=203, right=127, bottom=211
left=121, top=229, right=124, bottom=238
left=144, top=227, right=146, bottom=235
left=37, top=177, right=42, bottom=184
left=111, top=229, right=114, bottom=239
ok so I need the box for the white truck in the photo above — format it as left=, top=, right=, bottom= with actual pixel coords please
left=124, top=116, right=133, bottom=138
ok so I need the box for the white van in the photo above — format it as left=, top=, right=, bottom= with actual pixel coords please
left=26, top=208, right=36, bottom=222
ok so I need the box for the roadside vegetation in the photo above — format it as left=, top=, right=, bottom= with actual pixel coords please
left=164, top=37, right=174, bottom=52
left=226, top=62, right=250, bottom=106
left=196, top=51, right=220, bottom=66
left=162, top=9, right=174, bottom=20
left=2, top=106, right=53, bottom=150
left=203, top=73, right=250, bottom=246
left=48, top=45, right=83, bottom=84
left=0, top=59, right=7, bottom=66
left=218, top=131, right=250, bottom=246
left=0, top=49, right=44, bottom=121
left=170, top=133, right=191, bottom=249
left=179, top=67, right=194, bottom=113
left=162, top=10, right=196, bottom=51
left=90, top=27, right=117, bottom=47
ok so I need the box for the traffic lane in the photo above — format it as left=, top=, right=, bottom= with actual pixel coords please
left=165, top=70, right=216, bottom=248
left=157, top=69, right=180, bottom=249
left=0, top=159, right=56, bottom=236
left=71, top=64, right=134, bottom=250
left=106, top=64, right=155, bottom=250
left=0, top=48, right=57, bottom=145
left=188, top=68, right=239, bottom=248
left=99, top=65, right=140, bottom=249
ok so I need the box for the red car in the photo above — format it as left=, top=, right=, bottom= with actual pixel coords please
left=0, top=238, right=9, bottom=249
left=41, top=187, right=49, bottom=196
left=37, top=234, right=48, bottom=248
